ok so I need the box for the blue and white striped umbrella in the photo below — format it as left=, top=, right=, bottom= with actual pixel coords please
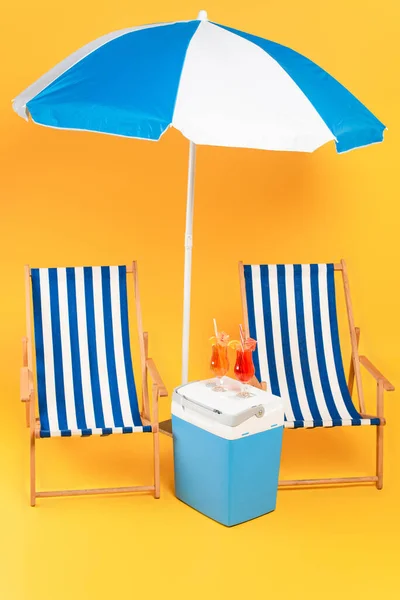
left=13, top=10, right=385, bottom=385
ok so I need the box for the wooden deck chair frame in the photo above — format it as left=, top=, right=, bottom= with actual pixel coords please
left=238, top=259, right=394, bottom=489
left=20, top=261, right=168, bottom=506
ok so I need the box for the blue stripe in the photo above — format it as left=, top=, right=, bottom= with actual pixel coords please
left=48, top=269, right=68, bottom=431
left=66, top=268, right=87, bottom=430
left=83, top=267, right=105, bottom=428
left=244, top=266, right=261, bottom=382
left=215, top=24, right=385, bottom=153
left=310, top=265, right=341, bottom=422
left=27, top=21, right=200, bottom=139
left=326, top=264, right=361, bottom=423
left=118, top=266, right=141, bottom=425
left=293, top=265, right=322, bottom=422
left=31, top=269, right=50, bottom=432
left=259, top=266, right=280, bottom=397
left=101, top=267, right=124, bottom=427
left=61, top=430, right=72, bottom=437
left=277, top=265, right=303, bottom=422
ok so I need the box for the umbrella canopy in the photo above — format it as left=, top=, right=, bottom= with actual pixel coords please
left=13, top=11, right=385, bottom=387
left=13, top=11, right=385, bottom=152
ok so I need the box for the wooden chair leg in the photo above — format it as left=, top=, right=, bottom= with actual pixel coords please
left=30, top=432, right=36, bottom=507
left=152, top=384, right=160, bottom=499
left=376, top=380, right=384, bottom=490
left=376, top=425, right=384, bottom=490
left=153, top=428, right=160, bottom=499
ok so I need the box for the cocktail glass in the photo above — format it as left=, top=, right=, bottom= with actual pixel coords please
left=233, top=338, right=257, bottom=398
left=210, top=342, right=229, bottom=392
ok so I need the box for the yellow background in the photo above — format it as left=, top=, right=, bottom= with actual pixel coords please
left=1, top=1, right=399, bottom=598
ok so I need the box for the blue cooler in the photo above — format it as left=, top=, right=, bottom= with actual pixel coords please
left=172, top=377, right=284, bottom=527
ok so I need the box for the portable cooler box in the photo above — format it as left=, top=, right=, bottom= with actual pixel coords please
left=172, top=377, right=284, bottom=526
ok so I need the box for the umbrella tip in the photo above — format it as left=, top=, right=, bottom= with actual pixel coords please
left=197, top=10, right=208, bottom=21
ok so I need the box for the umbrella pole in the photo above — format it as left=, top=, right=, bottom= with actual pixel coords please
left=159, top=141, right=196, bottom=437
left=181, top=141, right=197, bottom=384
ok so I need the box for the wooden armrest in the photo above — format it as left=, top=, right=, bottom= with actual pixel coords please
left=20, top=367, right=33, bottom=401
left=359, top=356, right=395, bottom=392
left=146, top=358, right=168, bottom=397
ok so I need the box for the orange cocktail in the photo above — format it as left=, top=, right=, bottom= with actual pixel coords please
left=210, top=344, right=229, bottom=378
left=209, top=329, right=230, bottom=392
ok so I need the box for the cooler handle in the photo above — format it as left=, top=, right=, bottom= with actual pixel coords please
left=180, top=394, right=265, bottom=427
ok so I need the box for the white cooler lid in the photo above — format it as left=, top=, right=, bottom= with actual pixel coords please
left=172, top=377, right=284, bottom=440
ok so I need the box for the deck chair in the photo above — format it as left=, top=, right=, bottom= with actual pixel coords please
left=239, top=259, right=394, bottom=489
left=20, top=262, right=168, bottom=506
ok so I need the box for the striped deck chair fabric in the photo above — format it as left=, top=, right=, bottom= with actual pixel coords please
left=244, top=263, right=379, bottom=428
left=31, top=265, right=152, bottom=437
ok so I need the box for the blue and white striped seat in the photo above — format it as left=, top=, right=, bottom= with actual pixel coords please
left=244, top=263, right=379, bottom=428
left=31, top=265, right=152, bottom=438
